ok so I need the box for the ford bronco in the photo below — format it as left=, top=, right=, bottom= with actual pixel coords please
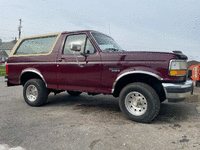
left=6, top=30, right=193, bottom=123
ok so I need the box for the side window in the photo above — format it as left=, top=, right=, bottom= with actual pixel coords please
left=63, top=34, right=86, bottom=55
left=85, top=38, right=95, bottom=54
left=15, top=36, right=57, bottom=55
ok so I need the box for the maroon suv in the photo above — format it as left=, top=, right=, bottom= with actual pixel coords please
left=6, top=30, right=193, bottom=123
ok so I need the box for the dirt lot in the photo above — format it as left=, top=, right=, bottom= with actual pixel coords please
left=0, top=77, right=200, bottom=150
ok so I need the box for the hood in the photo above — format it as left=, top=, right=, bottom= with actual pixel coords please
left=101, top=50, right=188, bottom=62
left=121, top=50, right=187, bottom=60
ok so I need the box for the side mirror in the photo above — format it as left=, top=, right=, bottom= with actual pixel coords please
left=70, top=42, right=81, bottom=52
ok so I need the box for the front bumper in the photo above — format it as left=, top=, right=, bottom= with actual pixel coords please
left=162, top=80, right=193, bottom=102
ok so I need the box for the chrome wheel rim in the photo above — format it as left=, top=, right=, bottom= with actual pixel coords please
left=125, top=91, right=147, bottom=116
left=26, top=85, right=38, bottom=102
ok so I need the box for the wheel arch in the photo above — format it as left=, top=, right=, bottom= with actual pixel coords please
left=19, top=68, right=47, bottom=87
left=112, top=71, right=166, bottom=102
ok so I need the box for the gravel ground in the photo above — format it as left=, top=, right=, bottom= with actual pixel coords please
left=0, top=77, right=200, bottom=150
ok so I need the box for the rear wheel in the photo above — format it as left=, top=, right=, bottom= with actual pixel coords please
left=23, top=79, right=48, bottom=106
left=119, top=82, right=160, bottom=123
left=67, top=91, right=82, bottom=96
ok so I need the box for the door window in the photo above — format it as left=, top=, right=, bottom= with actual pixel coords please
left=63, top=34, right=86, bottom=55
left=63, top=34, right=95, bottom=55
left=85, top=38, right=95, bottom=54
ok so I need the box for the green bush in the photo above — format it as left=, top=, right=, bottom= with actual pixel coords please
left=0, top=66, right=6, bottom=76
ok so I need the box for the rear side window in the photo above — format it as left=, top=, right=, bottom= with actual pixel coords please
left=14, top=36, right=57, bottom=55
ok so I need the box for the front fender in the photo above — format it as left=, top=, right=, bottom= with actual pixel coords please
left=112, top=68, right=163, bottom=93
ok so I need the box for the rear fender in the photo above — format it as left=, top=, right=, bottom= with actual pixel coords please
left=19, top=68, right=47, bottom=87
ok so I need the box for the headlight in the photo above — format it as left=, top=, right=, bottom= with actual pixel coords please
left=169, top=60, right=187, bottom=76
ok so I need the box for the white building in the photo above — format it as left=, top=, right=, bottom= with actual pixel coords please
left=0, top=38, right=17, bottom=60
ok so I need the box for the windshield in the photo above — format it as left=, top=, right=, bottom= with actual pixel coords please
left=92, top=32, right=124, bottom=52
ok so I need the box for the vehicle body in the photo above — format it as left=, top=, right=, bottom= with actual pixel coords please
left=0, top=60, right=5, bottom=64
left=6, top=30, right=193, bottom=123
left=188, top=64, right=200, bottom=87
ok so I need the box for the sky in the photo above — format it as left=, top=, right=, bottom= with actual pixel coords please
left=0, top=0, right=200, bottom=61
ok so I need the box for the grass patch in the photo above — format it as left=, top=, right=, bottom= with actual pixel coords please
left=0, top=72, right=6, bottom=76
left=0, top=66, right=6, bottom=76
left=0, top=66, right=6, bottom=69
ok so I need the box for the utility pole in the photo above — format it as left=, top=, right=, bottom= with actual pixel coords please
left=18, top=19, right=22, bottom=39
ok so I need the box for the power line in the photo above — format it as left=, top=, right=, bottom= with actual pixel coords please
left=0, top=29, right=17, bottom=33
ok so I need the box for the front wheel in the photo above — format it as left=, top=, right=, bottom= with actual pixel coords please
left=119, top=82, right=160, bottom=123
left=23, top=79, right=48, bottom=107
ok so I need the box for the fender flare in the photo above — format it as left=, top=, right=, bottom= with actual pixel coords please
left=112, top=70, right=163, bottom=93
left=19, top=68, right=47, bottom=87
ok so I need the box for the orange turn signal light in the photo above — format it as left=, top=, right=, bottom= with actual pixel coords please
left=170, top=70, right=187, bottom=76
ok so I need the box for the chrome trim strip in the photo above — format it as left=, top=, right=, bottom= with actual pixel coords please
left=19, top=68, right=47, bottom=87
left=111, top=71, right=163, bottom=93
left=162, top=80, right=192, bottom=89
left=7, top=62, right=57, bottom=65
left=7, top=61, right=101, bottom=66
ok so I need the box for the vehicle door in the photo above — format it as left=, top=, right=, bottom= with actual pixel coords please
left=57, top=33, right=101, bottom=92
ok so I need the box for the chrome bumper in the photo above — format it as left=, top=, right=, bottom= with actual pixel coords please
left=162, top=80, right=193, bottom=102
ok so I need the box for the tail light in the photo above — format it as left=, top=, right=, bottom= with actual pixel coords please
left=6, top=64, right=8, bottom=75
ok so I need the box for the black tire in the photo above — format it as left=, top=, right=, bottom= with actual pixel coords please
left=119, top=82, right=160, bottom=123
left=23, top=79, right=48, bottom=107
left=160, top=99, right=166, bottom=103
left=67, top=91, right=82, bottom=96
